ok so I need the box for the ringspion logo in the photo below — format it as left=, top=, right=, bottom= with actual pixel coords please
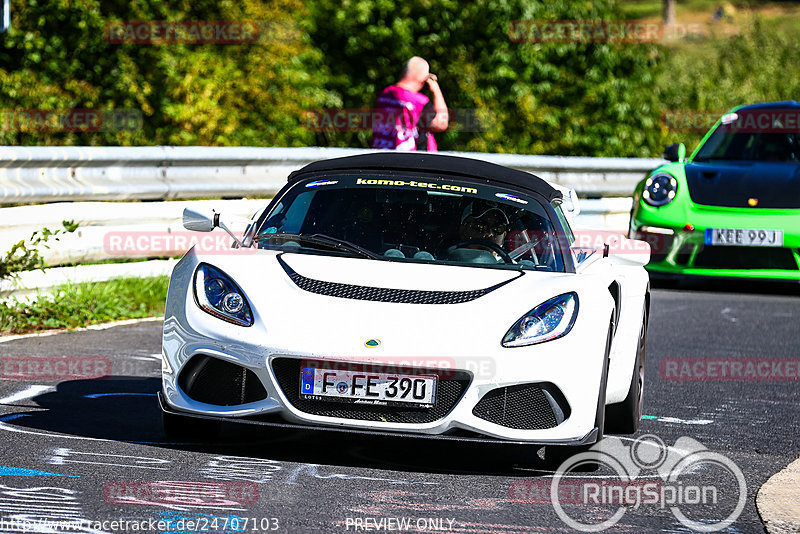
left=543, top=435, right=746, bottom=532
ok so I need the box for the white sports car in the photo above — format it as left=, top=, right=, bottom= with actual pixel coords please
left=160, top=153, right=650, bottom=457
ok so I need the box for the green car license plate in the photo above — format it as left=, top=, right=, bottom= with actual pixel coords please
left=704, top=228, right=783, bottom=247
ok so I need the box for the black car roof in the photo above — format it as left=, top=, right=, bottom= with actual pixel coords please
left=735, top=100, right=800, bottom=111
left=287, top=152, right=561, bottom=202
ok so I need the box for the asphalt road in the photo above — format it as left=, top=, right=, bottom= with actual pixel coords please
left=0, top=284, right=798, bottom=533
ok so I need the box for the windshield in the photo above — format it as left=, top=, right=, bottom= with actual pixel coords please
left=253, top=175, right=565, bottom=272
left=694, top=110, right=800, bottom=162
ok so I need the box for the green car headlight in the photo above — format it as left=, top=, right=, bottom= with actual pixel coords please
left=643, top=173, right=678, bottom=207
left=194, top=264, right=253, bottom=327
left=502, top=293, right=578, bottom=347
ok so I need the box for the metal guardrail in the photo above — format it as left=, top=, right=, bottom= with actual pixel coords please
left=0, top=197, right=633, bottom=268
left=0, top=146, right=663, bottom=204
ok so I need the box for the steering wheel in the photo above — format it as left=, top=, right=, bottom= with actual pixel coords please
left=450, top=239, right=514, bottom=264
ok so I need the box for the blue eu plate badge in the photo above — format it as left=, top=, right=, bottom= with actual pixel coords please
left=301, top=368, right=315, bottom=394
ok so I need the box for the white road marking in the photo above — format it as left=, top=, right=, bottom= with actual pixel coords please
left=129, top=353, right=163, bottom=362
left=654, top=416, right=713, bottom=425
left=641, top=414, right=713, bottom=425
left=49, top=448, right=170, bottom=470
left=202, top=456, right=282, bottom=484
left=0, top=385, right=55, bottom=405
left=285, top=463, right=438, bottom=485
left=721, top=307, right=738, bottom=323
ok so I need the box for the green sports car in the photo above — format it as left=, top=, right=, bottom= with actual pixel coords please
left=630, top=101, right=800, bottom=282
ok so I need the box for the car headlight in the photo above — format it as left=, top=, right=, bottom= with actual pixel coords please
left=502, top=293, right=578, bottom=347
left=643, top=173, right=678, bottom=207
left=194, top=264, right=253, bottom=326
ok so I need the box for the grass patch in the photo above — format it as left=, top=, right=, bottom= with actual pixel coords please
left=0, top=276, right=169, bottom=335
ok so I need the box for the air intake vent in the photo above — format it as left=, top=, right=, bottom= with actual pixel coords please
left=178, top=355, right=268, bottom=406
left=693, top=246, right=798, bottom=270
left=472, top=383, right=570, bottom=430
left=278, top=255, right=518, bottom=304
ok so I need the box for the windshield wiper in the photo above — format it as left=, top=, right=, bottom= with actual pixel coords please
left=254, top=232, right=382, bottom=260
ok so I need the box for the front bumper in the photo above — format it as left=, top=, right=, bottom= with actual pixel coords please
left=161, top=340, right=604, bottom=444
left=631, top=205, right=800, bottom=281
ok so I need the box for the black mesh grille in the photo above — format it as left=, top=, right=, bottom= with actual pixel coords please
left=272, top=358, right=471, bottom=423
left=288, top=271, right=489, bottom=304
left=472, top=384, right=568, bottom=430
left=278, top=255, right=516, bottom=304
left=692, top=246, right=798, bottom=270
left=179, top=355, right=268, bottom=406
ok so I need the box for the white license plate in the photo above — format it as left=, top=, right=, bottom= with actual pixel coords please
left=299, top=366, right=437, bottom=407
left=704, top=228, right=783, bottom=247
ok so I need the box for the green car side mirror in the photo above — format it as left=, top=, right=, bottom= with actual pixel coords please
left=663, top=143, right=686, bottom=162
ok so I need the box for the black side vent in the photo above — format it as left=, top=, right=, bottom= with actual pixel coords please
left=608, top=281, right=621, bottom=334
left=472, top=383, right=570, bottom=430
left=178, top=355, right=268, bottom=406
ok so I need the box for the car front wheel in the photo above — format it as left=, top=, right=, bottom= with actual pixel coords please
left=605, top=309, right=647, bottom=434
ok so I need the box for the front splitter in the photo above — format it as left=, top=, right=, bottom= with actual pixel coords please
left=158, top=392, right=598, bottom=447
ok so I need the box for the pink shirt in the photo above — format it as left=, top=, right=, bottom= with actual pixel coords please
left=370, top=85, right=437, bottom=151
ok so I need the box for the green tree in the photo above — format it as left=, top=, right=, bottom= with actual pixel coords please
left=307, top=0, right=666, bottom=156
left=0, top=0, right=336, bottom=146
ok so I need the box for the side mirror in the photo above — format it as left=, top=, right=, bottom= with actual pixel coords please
left=183, top=208, right=217, bottom=232
left=663, top=143, right=686, bottom=163
left=551, top=185, right=581, bottom=218
left=562, top=188, right=581, bottom=217
left=183, top=208, right=243, bottom=247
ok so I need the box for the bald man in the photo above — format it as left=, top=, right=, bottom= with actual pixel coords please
left=371, top=56, right=449, bottom=151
